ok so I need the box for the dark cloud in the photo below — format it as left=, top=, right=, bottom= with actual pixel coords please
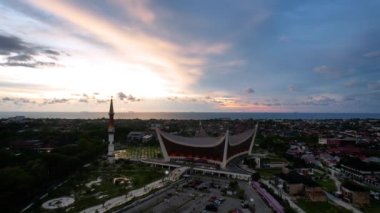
left=96, top=99, right=108, bottom=104
left=245, top=88, right=254, bottom=94
left=343, top=80, right=364, bottom=88
left=0, top=34, right=29, bottom=55
left=43, top=98, right=69, bottom=105
left=44, top=49, right=60, bottom=55
left=68, top=93, right=102, bottom=103
left=255, top=98, right=282, bottom=106
left=1, top=61, right=57, bottom=68
left=117, top=92, right=128, bottom=100
left=2, top=97, right=36, bottom=105
left=2, top=97, right=12, bottom=101
left=79, top=98, right=88, bottom=103
left=313, top=65, right=340, bottom=75
left=363, top=50, right=380, bottom=58
left=126, top=95, right=140, bottom=102
left=167, top=96, right=178, bottom=101
left=79, top=93, right=97, bottom=101
left=343, top=96, right=356, bottom=101
left=0, top=33, right=63, bottom=68
left=301, top=96, right=336, bottom=106
left=368, top=81, right=380, bottom=90
left=188, top=97, right=198, bottom=102
left=264, top=98, right=279, bottom=102
left=117, top=92, right=140, bottom=102
left=7, top=54, right=33, bottom=62
left=261, top=102, right=281, bottom=106
left=288, top=85, right=301, bottom=92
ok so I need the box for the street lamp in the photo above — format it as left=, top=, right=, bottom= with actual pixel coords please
left=164, top=170, right=169, bottom=183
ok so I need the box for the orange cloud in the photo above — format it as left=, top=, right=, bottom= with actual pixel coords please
left=219, top=101, right=273, bottom=112
left=112, top=0, right=155, bottom=24
left=26, top=0, right=207, bottom=93
left=187, top=43, right=231, bottom=55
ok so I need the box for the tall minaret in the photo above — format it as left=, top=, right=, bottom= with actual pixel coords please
left=107, top=98, right=115, bottom=163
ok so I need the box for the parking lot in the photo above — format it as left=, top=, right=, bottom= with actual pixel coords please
left=126, top=176, right=271, bottom=213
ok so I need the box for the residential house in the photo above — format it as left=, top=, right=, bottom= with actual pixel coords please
left=341, top=182, right=370, bottom=205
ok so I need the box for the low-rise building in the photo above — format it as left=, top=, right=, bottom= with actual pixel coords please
left=274, top=169, right=326, bottom=201
left=319, top=153, right=339, bottom=167
left=274, top=171, right=305, bottom=195
left=318, top=137, right=327, bottom=145
left=341, top=182, right=370, bottom=205
left=340, top=157, right=380, bottom=187
left=127, top=132, right=145, bottom=143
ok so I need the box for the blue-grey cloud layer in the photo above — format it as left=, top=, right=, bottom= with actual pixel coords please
left=0, top=0, right=379, bottom=112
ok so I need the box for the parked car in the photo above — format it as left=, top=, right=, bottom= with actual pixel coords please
left=205, top=204, right=218, bottom=212
left=241, top=200, right=249, bottom=208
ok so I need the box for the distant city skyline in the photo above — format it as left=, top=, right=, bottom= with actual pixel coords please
left=0, top=0, right=379, bottom=112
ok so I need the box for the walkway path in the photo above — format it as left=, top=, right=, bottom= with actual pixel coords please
left=329, top=172, right=341, bottom=193
left=260, top=180, right=305, bottom=213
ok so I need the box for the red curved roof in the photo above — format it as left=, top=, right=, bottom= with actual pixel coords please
left=157, top=128, right=254, bottom=147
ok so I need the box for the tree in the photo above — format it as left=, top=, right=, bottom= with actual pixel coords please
left=244, top=158, right=257, bottom=169
left=251, top=172, right=261, bottom=181
left=229, top=180, right=238, bottom=189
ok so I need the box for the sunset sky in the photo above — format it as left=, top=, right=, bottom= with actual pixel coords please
left=0, top=0, right=379, bottom=112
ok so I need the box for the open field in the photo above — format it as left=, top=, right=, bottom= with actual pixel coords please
left=256, top=168, right=282, bottom=179
left=317, top=178, right=337, bottom=192
left=362, top=199, right=380, bottom=213
left=296, top=198, right=351, bottom=213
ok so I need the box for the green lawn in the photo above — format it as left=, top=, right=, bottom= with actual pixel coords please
left=362, top=199, right=380, bottom=213
left=297, top=198, right=351, bottom=213
left=256, top=168, right=282, bottom=179
left=318, top=178, right=337, bottom=192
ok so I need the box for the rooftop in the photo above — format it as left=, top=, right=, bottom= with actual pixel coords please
left=341, top=182, right=368, bottom=192
left=157, top=128, right=254, bottom=147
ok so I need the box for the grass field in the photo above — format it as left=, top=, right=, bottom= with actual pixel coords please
left=317, top=178, right=337, bottom=192
left=115, top=146, right=161, bottom=159
left=362, top=199, right=380, bottom=213
left=256, top=168, right=282, bottom=179
left=296, top=198, right=351, bottom=213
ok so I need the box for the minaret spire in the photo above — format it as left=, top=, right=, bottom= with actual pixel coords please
left=107, top=97, right=115, bottom=163
left=108, top=97, right=115, bottom=132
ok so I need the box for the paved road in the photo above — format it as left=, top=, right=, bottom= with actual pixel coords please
left=226, top=156, right=251, bottom=174
left=239, top=181, right=272, bottom=213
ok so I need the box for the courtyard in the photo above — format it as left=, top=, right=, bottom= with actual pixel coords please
left=36, top=159, right=165, bottom=212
